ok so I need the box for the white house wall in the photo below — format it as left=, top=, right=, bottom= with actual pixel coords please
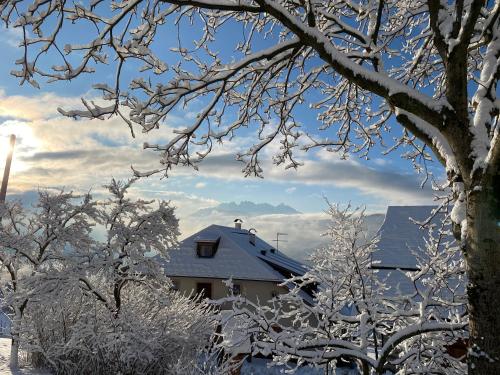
left=171, top=276, right=288, bottom=306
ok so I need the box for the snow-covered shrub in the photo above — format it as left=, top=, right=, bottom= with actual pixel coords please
left=1, top=179, right=227, bottom=373
left=23, top=282, right=218, bottom=375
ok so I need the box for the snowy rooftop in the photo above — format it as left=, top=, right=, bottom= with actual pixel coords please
left=162, top=224, right=308, bottom=282
left=372, top=206, right=444, bottom=270
left=371, top=205, right=457, bottom=297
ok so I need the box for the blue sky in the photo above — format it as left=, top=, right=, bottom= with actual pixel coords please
left=0, top=20, right=443, bottom=256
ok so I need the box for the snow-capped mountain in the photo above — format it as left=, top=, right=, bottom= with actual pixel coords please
left=193, top=201, right=300, bottom=217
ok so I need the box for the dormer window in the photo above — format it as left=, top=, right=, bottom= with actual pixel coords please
left=196, top=237, right=220, bottom=258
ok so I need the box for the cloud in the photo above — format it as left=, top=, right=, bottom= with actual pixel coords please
left=0, top=28, right=23, bottom=48
left=269, top=158, right=435, bottom=205
left=20, top=150, right=94, bottom=161
left=1, top=90, right=436, bottom=215
left=0, top=95, right=170, bottom=193
left=0, top=90, right=83, bottom=121
left=372, top=158, right=390, bottom=166
left=173, top=151, right=435, bottom=205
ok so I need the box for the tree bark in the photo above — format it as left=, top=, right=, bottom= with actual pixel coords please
left=10, top=336, right=19, bottom=369
left=466, top=169, right=500, bottom=374
left=9, top=307, right=21, bottom=369
left=361, top=360, right=370, bottom=375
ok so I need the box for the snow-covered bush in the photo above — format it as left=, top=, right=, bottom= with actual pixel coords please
left=223, top=204, right=467, bottom=374
left=1, top=179, right=227, bottom=374
left=23, top=282, right=218, bottom=375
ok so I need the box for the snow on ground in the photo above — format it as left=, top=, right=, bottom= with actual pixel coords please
left=0, top=338, right=360, bottom=375
left=240, top=357, right=359, bottom=374
left=0, top=338, right=49, bottom=375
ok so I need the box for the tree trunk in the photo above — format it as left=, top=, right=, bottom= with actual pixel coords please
left=9, top=308, right=21, bottom=369
left=466, top=171, right=500, bottom=374
left=361, top=361, right=370, bottom=375
left=10, top=335, right=19, bottom=369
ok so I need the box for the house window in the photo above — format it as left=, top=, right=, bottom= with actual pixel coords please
left=170, top=279, right=179, bottom=291
left=228, top=283, right=241, bottom=295
left=196, top=240, right=219, bottom=257
left=196, top=282, right=212, bottom=299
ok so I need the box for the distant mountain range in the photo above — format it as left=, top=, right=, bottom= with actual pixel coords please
left=193, top=201, right=300, bottom=217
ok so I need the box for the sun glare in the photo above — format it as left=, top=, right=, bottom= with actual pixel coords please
left=0, top=121, right=40, bottom=173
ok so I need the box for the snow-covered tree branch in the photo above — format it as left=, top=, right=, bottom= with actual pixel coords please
left=221, top=204, right=467, bottom=374
left=0, top=180, right=230, bottom=374
left=1, top=0, right=499, bottom=371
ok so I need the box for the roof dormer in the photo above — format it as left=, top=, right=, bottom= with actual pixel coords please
left=195, top=236, right=220, bottom=258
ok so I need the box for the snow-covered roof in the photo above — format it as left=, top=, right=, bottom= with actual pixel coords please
left=371, top=206, right=459, bottom=297
left=162, top=224, right=308, bottom=282
left=372, top=206, right=443, bottom=270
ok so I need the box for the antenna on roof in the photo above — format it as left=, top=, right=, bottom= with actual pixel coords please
left=272, top=232, right=288, bottom=252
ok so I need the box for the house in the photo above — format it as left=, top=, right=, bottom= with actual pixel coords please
left=162, top=220, right=310, bottom=305
left=372, top=206, right=442, bottom=268
left=372, top=205, right=466, bottom=301
left=371, top=206, right=467, bottom=359
left=371, top=205, right=450, bottom=295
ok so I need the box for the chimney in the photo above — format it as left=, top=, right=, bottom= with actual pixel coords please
left=234, top=218, right=243, bottom=230
left=248, top=228, right=257, bottom=246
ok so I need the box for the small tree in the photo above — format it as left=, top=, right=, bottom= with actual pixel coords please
left=0, top=190, right=96, bottom=368
left=223, top=204, right=467, bottom=374
left=0, top=179, right=226, bottom=373
left=74, top=178, right=180, bottom=320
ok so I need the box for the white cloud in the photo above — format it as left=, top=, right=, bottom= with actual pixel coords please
left=285, top=187, right=296, bottom=194
left=0, top=91, right=181, bottom=193
left=0, top=28, right=23, bottom=48
left=0, top=89, right=83, bottom=121
left=0, top=90, right=436, bottom=213
left=173, top=150, right=436, bottom=206
left=372, top=158, right=390, bottom=166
